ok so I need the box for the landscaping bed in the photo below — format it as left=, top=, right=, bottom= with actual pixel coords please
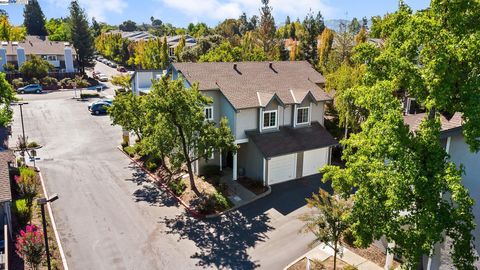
left=343, top=241, right=400, bottom=269
left=237, top=177, right=268, bottom=195
left=122, top=144, right=234, bottom=216
left=288, top=256, right=353, bottom=270
left=10, top=166, right=64, bottom=270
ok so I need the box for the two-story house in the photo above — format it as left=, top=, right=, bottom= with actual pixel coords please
left=132, top=61, right=338, bottom=186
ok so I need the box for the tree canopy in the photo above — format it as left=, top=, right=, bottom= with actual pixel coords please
left=68, top=0, right=95, bottom=73
left=23, top=0, right=47, bottom=36
left=0, top=73, right=15, bottom=127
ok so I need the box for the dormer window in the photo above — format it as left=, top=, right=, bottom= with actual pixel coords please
left=204, top=106, right=213, bottom=121
left=296, top=107, right=310, bottom=125
left=263, top=110, right=277, bottom=129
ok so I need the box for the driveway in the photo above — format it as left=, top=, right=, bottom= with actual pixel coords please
left=11, top=90, right=328, bottom=269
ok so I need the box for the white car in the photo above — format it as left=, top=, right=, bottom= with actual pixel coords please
left=98, top=74, right=109, bottom=82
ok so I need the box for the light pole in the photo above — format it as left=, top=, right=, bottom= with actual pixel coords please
left=13, top=102, right=29, bottom=157
left=37, top=194, right=59, bottom=270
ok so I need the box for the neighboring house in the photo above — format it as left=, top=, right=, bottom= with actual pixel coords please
left=107, top=31, right=197, bottom=57
left=404, top=112, right=480, bottom=269
left=0, top=35, right=76, bottom=72
left=132, top=61, right=338, bottom=186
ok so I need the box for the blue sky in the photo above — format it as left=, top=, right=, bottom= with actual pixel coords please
left=2, top=0, right=430, bottom=27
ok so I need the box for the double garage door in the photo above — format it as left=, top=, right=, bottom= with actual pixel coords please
left=268, top=148, right=329, bottom=185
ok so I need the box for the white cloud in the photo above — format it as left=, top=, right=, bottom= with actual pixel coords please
left=47, top=0, right=127, bottom=21
left=160, top=0, right=334, bottom=23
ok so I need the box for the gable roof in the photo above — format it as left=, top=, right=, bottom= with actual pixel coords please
left=172, top=61, right=331, bottom=110
left=404, top=112, right=463, bottom=137
left=0, top=150, right=14, bottom=203
left=1, top=36, right=75, bottom=56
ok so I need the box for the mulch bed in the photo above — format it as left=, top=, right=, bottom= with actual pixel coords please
left=288, top=256, right=350, bottom=270
left=343, top=241, right=401, bottom=269
left=237, top=177, right=268, bottom=195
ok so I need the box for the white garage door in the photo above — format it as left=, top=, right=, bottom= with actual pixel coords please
left=303, top=148, right=329, bottom=177
left=268, top=153, right=296, bottom=185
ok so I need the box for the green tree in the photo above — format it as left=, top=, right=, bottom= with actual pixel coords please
left=0, top=15, right=26, bottom=41
left=23, top=0, right=47, bottom=36
left=91, top=17, right=101, bottom=37
left=119, top=20, right=138, bottom=32
left=45, top=18, right=70, bottom=41
left=301, top=11, right=324, bottom=63
left=300, top=190, right=352, bottom=270
left=258, top=0, right=277, bottom=57
left=110, top=74, right=132, bottom=91
left=322, top=1, right=480, bottom=268
left=199, top=41, right=242, bottom=62
left=174, top=35, right=186, bottom=61
left=0, top=73, right=15, bottom=127
left=69, top=0, right=95, bottom=73
left=354, top=27, right=367, bottom=44
left=19, top=55, right=53, bottom=80
left=348, top=17, right=361, bottom=34
left=149, top=78, right=237, bottom=195
left=108, top=92, right=146, bottom=140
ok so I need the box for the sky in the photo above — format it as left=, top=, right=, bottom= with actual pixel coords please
left=1, top=0, right=430, bottom=27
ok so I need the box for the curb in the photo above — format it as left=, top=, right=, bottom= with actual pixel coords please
left=117, top=146, right=203, bottom=218
left=36, top=167, right=69, bottom=270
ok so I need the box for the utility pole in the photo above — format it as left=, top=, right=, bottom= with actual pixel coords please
left=37, top=194, right=59, bottom=270
left=13, top=102, right=29, bottom=157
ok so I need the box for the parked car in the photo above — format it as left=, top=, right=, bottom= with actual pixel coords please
left=97, top=74, right=109, bottom=82
left=109, top=62, right=118, bottom=68
left=117, top=66, right=127, bottom=72
left=88, top=101, right=111, bottom=115
left=17, top=84, right=43, bottom=94
left=127, top=71, right=135, bottom=76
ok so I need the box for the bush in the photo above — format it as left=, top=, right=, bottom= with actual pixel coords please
left=80, top=93, right=100, bottom=99
left=41, top=76, right=59, bottom=90
left=16, top=166, right=38, bottom=206
left=168, top=179, right=186, bottom=196
left=13, top=199, right=32, bottom=227
left=3, top=62, right=16, bottom=72
left=343, top=228, right=356, bottom=246
left=198, top=192, right=233, bottom=214
left=59, top=78, right=73, bottom=88
left=145, top=159, right=158, bottom=172
left=12, top=78, right=25, bottom=89
left=15, top=224, right=45, bottom=270
left=27, top=141, right=39, bottom=148
left=123, top=146, right=136, bottom=157
left=29, top=77, right=40, bottom=85
left=343, top=266, right=358, bottom=270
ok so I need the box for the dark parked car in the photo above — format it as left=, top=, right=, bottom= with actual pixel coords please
left=17, top=84, right=43, bottom=94
left=117, top=66, right=127, bottom=72
left=88, top=101, right=111, bottom=115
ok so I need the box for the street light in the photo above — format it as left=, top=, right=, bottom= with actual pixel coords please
left=12, top=102, right=29, bottom=157
left=37, top=194, right=59, bottom=270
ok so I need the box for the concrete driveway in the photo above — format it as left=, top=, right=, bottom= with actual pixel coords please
left=11, top=90, right=329, bottom=269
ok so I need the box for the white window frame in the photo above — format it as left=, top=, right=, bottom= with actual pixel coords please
left=262, top=110, right=278, bottom=130
left=204, top=106, right=213, bottom=121
left=296, top=106, right=310, bottom=125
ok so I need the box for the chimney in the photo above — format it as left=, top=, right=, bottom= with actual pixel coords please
left=16, top=47, right=26, bottom=68
left=269, top=62, right=273, bottom=69
left=233, top=63, right=237, bottom=70
left=0, top=47, right=6, bottom=72
left=64, top=47, right=75, bottom=72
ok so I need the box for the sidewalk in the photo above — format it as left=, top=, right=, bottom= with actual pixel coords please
left=285, top=243, right=383, bottom=270
left=219, top=169, right=257, bottom=207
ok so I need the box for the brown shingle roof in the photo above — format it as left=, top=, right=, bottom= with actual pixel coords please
left=173, top=61, right=331, bottom=110
left=0, top=150, right=14, bottom=203
left=246, top=122, right=338, bottom=158
left=404, top=112, right=463, bottom=133
left=1, top=36, right=75, bottom=56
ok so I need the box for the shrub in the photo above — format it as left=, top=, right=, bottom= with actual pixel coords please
left=198, top=192, right=233, bottom=214
left=121, top=141, right=129, bottom=148
left=3, top=62, right=16, bottom=72
left=15, top=224, right=45, bottom=270
left=80, top=93, right=100, bottom=99
left=13, top=199, right=32, bottom=227
left=145, top=159, right=158, bottom=172
left=59, top=78, right=72, bottom=88
left=16, top=166, right=38, bottom=206
left=123, top=146, right=136, bottom=157
left=41, top=76, right=59, bottom=89
left=12, top=78, right=25, bottom=88
left=343, top=228, right=356, bottom=246
left=168, top=179, right=186, bottom=196
left=27, top=141, right=39, bottom=148
left=343, top=266, right=358, bottom=270
left=29, top=77, right=40, bottom=85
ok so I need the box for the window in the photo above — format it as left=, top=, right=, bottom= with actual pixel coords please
left=204, top=106, right=213, bottom=121
left=296, top=107, right=310, bottom=124
left=263, top=110, right=277, bottom=129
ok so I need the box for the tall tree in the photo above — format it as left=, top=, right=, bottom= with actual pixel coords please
left=108, top=92, right=146, bottom=141
left=69, top=0, right=95, bottom=73
left=318, top=28, right=334, bottom=72
left=174, top=35, right=186, bottom=61
left=301, top=10, right=324, bottom=64
left=258, top=0, right=277, bottom=56
left=348, top=17, right=361, bottom=34
left=0, top=15, right=26, bottom=41
left=119, top=20, right=138, bottom=32
left=23, top=0, right=47, bottom=36
left=300, top=190, right=352, bottom=270
left=0, top=73, right=15, bottom=127
left=322, top=1, right=480, bottom=268
left=149, top=78, right=237, bottom=196
left=91, top=17, right=101, bottom=37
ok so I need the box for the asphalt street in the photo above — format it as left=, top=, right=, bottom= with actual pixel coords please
left=10, top=65, right=328, bottom=269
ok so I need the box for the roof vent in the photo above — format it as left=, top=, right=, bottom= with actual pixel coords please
left=12, top=42, right=19, bottom=46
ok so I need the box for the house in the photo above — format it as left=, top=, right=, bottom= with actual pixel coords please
left=404, top=112, right=480, bottom=269
left=132, top=61, right=338, bottom=185
left=0, top=35, right=76, bottom=72
left=107, top=31, right=197, bottom=57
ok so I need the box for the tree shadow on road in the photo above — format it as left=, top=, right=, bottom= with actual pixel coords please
left=125, top=164, right=149, bottom=185
left=161, top=210, right=273, bottom=269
